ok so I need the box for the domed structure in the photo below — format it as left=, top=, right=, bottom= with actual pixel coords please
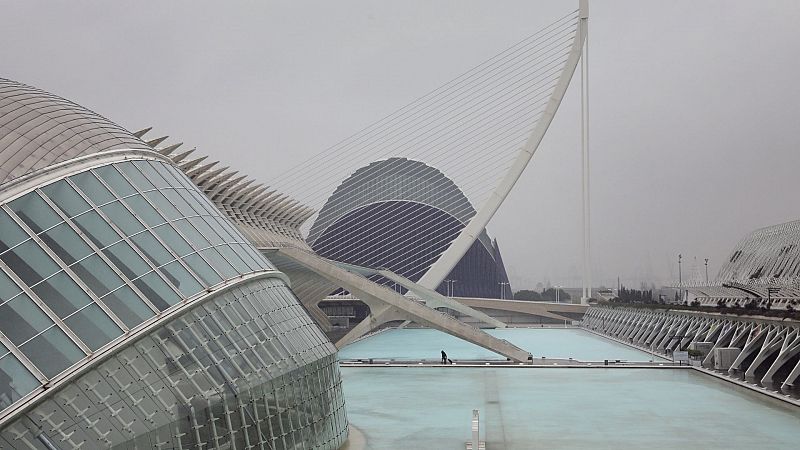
left=309, top=157, right=511, bottom=298
left=0, top=78, right=347, bottom=449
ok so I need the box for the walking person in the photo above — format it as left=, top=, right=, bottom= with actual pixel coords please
left=441, top=350, right=447, bottom=364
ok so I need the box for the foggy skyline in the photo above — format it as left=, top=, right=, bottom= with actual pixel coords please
left=3, top=1, right=799, bottom=290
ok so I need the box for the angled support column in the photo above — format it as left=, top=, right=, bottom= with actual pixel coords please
left=729, top=326, right=768, bottom=375
left=745, top=326, right=786, bottom=379
left=376, top=269, right=507, bottom=329
left=763, top=329, right=800, bottom=385
left=276, top=247, right=531, bottom=362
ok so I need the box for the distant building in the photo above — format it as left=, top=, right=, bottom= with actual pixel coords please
left=683, top=220, right=800, bottom=309
left=0, top=78, right=347, bottom=449
left=308, top=157, right=511, bottom=298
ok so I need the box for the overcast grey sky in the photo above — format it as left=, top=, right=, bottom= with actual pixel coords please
left=3, top=1, right=799, bottom=290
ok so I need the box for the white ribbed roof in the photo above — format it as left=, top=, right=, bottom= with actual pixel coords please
left=0, top=78, right=151, bottom=187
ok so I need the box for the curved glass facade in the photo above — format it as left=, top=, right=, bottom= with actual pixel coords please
left=0, top=277, right=346, bottom=450
left=0, top=77, right=347, bottom=449
left=0, top=157, right=348, bottom=449
left=0, top=158, right=273, bottom=401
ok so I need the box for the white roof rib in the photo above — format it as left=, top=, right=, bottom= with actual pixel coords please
left=146, top=128, right=314, bottom=240
left=0, top=78, right=153, bottom=188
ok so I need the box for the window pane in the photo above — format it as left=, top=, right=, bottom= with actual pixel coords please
left=124, top=195, right=165, bottom=228
left=130, top=232, right=174, bottom=266
left=218, top=245, right=251, bottom=274
left=134, top=161, right=171, bottom=189
left=175, top=189, right=207, bottom=216
left=167, top=164, right=196, bottom=190
left=72, top=254, right=124, bottom=297
left=202, top=248, right=238, bottom=279
left=159, top=262, right=203, bottom=297
left=211, top=216, right=239, bottom=243
left=174, top=218, right=210, bottom=248
left=162, top=188, right=198, bottom=217
left=39, top=223, right=92, bottom=265
left=0, top=354, right=39, bottom=409
left=0, top=210, right=27, bottom=253
left=188, top=190, right=220, bottom=216
left=0, top=269, right=21, bottom=303
left=70, top=171, right=115, bottom=206
left=31, top=271, right=93, bottom=318
left=1, top=241, right=59, bottom=286
left=183, top=253, right=222, bottom=286
left=190, top=217, right=225, bottom=245
left=8, top=192, right=62, bottom=233
left=94, top=165, right=136, bottom=198
left=100, top=202, right=144, bottom=237
left=20, top=327, right=84, bottom=378
left=64, top=304, right=122, bottom=351
left=118, top=161, right=154, bottom=191
left=40, top=181, right=91, bottom=218
left=153, top=224, right=193, bottom=257
left=103, top=241, right=151, bottom=279
left=0, top=294, right=53, bottom=345
left=100, top=286, right=154, bottom=328
left=145, top=191, right=181, bottom=221
left=73, top=210, right=121, bottom=248
left=133, top=272, right=180, bottom=310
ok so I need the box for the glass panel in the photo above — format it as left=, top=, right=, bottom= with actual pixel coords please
left=39, top=223, right=92, bottom=265
left=118, top=161, right=155, bottom=191
left=20, top=327, right=84, bottom=378
left=145, top=190, right=181, bottom=220
left=218, top=245, right=251, bottom=274
left=0, top=269, right=22, bottom=303
left=134, top=161, right=170, bottom=189
left=133, top=272, right=180, bottom=310
left=176, top=189, right=207, bottom=216
left=153, top=224, right=193, bottom=257
left=70, top=171, right=115, bottom=206
left=167, top=164, right=197, bottom=190
left=0, top=294, right=53, bottom=345
left=162, top=188, right=198, bottom=217
left=1, top=241, right=59, bottom=286
left=94, top=165, right=136, bottom=198
left=31, top=271, right=93, bottom=317
left=100, top=286, right=154, bottom=328
left=73, top=210, right=121, bottom=248
left=160, top=262, right=203, bottom=297
left=64, top=304, right=122, bottom=351
left=72, top=254, right=124, bottom=297
left=8, top=192, right=62, bottom=233
left=174, top=219, right=210, bottom=248
left=0, top=354, right=39, bottom=409
left=0, top=210, right=28, bottom=253
left=153, top=162, right=182, bottom=187
left=211, top=216, right=239, bottom=243
left=188, top=190, right=220, bottom=216
left=100, top=201, right=145, bottom=237
left=190, top=217, right=225, bottom=246
left=130, top=232, right=174, bottom=266
left=202, top=248, right=238, bottom=279
left=183, top=253, right=222, bottom=286
left=103, top=241, right=151, bottom=279
left=124, top=194, right=165, bottom=228
left=40, top=181, right=91, bottom=218
left=233, top=243, right=262, bottom=272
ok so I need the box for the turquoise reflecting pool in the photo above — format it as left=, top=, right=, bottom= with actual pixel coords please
left=341, top=367, right=800, bottom=449
left=339, top=328, right=665, bottom=362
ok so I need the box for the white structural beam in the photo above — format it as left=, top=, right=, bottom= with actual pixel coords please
left=274, top=247, right=531, bottom=362
left=417, top=0, right=589, bottom=293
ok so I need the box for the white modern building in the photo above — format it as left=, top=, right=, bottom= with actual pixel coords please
left=0, top=78, right=348, bottom=449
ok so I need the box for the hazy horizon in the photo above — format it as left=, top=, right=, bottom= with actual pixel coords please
left=3, top=1, right=798, bottom=291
